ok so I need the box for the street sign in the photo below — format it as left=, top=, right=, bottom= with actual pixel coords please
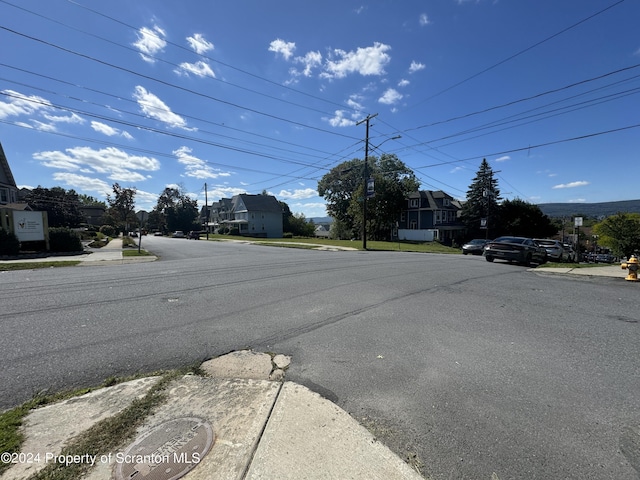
left=574, top=217, right=583, bottom=227
left=366, top=177, right=375, bottom=198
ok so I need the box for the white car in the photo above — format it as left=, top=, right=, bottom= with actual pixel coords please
left=172, top=231, right=185, bottom=238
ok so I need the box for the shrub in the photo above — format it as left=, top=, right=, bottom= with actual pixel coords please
left=282, top=232, right=293, bottom=238
left=0, top=228, right=20, bottom=256
left=99, top=225, right=117, bottom=237
left=48, top=227, right=83, bottom=252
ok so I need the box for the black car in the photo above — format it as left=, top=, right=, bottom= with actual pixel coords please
left=462, top=239, right=489, bottom=255
left=483, top=236, right=547, bottom=266
left=188, top=231, right=201, bottom=239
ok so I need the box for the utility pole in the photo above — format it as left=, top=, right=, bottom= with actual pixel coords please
left=356, top=113, right=377, bottom=250
left=204, top=182, right=209, bottom=240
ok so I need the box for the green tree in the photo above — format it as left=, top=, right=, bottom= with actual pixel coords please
left=78, top=194, right=107, bottom=208
left=106, top=183, right=137, bottom=236
left=318, top=154, right=419, bottom=241
left=499, top=199, right=557, bottom=238
left=24, top=186, right=85, bottom=228
left=460, top=159, right=501, bottom=240
left=280, top=200, right=316, bottom=237
left=593, top=212, right=640, bottom=259
left=152, top=186, right=199, bottom=232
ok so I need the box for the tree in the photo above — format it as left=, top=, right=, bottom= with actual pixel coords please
left=78, top=194, right=106, bottom=208
left=106, top=183, right=137, bottom=235
left=593, top=212, right=640, bottom=259
left=151, top=186, right=199, bottom=233
left=24, top=186, right=85, bottom=228
left=318, top=153, right=419, bottom=241
left=460, top=159, right=501, bottom=240
left=499, top=199, right=557, bottom=238
left=280, top=201, right=315, bottom=237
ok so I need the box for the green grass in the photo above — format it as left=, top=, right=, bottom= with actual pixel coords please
left=0, top=366, right=204, bottom=479
left=0, top=261, right=80, bottom=271
left=537, top=262, right=617, bottom=269
left=206, top=234, right=461, bottom=254
left=122, top=249, right=153, bottom=257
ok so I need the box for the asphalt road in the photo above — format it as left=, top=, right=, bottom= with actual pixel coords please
left=1, top=237, right=639, bottom=479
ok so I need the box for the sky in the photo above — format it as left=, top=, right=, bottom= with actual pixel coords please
left=1, top=0, right=639, bottom=218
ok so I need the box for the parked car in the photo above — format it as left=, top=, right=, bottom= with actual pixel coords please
left=188, top=231, right=201, bottom=239
left=595, top=253, right=615, bottom=263
left=483, top=236, right=547, bottom=266
left=172, top=231, right=185, bottom=238
left=462, top=239, right=489, bottom=255
left=533, top=239, right=567, bottom=262
left=153, top=231, right=163, bottom=236
left=562, top=244, right=576, bottom=262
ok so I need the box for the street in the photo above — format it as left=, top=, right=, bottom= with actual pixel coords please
left=1, top=237, right=639, bottom=479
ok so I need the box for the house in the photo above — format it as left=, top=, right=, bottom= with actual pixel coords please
left=0, top=142, right=19, bottom=207
left=397, top=190, right=465, bottom=244
left=209, top=194, right=283, bottom=238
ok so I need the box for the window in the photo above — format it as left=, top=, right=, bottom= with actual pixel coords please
left=410, top=220, right=417, bottom=229
left=410, top=199, right=419, bottom=208
left=435, top=211, right=442, bottom=224
left=443, top=198, right=450, bottom=207
left=0, top=188, right=7, bottom=204
left=400, top=212, right=406, bottom=222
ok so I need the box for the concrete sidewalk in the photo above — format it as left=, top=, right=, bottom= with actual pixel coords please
left=0, top=238, right=157, bottom=266
left=1, top=351, right=424, bottom=480
left=533, top=264, right=629, bottom=279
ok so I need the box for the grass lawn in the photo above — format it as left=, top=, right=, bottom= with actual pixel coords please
left=206, top=234, right=461, bottom=254
left=0, top=261, right=80, bottom=271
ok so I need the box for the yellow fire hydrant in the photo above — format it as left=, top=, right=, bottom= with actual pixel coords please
left=621, top=255, right=639, bottom=282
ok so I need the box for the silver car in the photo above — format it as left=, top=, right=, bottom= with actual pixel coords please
left=534, top=239, right=567, bottom=262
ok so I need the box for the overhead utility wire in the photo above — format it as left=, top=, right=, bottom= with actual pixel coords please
left=0, top=73, right=340, bottom=162
left=408, top=0, right=627, bottom=108
left=0, top=118, right=322, bottom=183
left=417, top=123, right=640, bottom=169
left=0, top=91, right=335, bottom=173
left=62, top=0, right=357, bottom=114
left=0, top=0, right=346, bottom=119
left=0, top=26, right=361, bottom=142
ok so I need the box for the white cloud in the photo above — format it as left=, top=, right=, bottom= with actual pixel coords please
left=398, top=79, right=410, bottom=87
left=0, top=90, right=52, bottom=119
left=568, top=198, right=587, bottom=203
left=495, top=155, right=510, bottom=162
left=322, top=42, right=391, bottom=79
left=42, top=112, right=84, bottom=124
left=269, top=39, right=296, bottom=60
left=132, top=86, right=191, bottom=130
left=175, top=60, right=216, bottom=78
left=378, top=88, right=403, bottom=105
left=276, top=188, right=318, bottom=200
left=293, top=51, right=323, bottom=77
left=133, top=25, right=167, bottom=63
left=346, top=94, right=365, bottom=112
left=34, top=146, right=160, bottom=184
left=324, top=110, right=356, bottom=127
left=173, top=146, right=232, bottom=179
left=52, top=172, right=112, bottom=196
left=186, top=33, right=214, bottom=54
left=419, top=13, right=431, bottom=26
left=552, top=181, right=589, bottom=189
left=409, top=61, right=426, bottom=73
left=91, top=121, right=133, bottom=139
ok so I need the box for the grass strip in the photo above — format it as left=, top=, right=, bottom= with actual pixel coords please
left=0, top=261, right=80, bottom=271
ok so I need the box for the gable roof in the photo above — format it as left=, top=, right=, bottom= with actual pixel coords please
left=233, top=194, right=282, bottom=213
left=0, top=142, right=17, bottom=188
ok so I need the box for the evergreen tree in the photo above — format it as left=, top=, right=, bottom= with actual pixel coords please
left=461, top=159, right=501, bottom=239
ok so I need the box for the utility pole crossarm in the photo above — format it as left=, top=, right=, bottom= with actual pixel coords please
left=356, top=114, right=378, bottom=250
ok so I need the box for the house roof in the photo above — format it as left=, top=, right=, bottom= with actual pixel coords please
left=232, top=194, right=282, bottom=213
left=0, top=142, right=17, bottom=188
left=407, top=190, right=458, bottom=210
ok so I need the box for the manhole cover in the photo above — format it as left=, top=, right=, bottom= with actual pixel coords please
left=115, top=417, right=214, bottom=480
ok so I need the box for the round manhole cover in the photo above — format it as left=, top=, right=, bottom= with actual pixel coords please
left=115, top=417, right=214, bottom=480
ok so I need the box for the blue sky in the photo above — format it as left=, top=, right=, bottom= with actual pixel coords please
left=1, top=0, right=638, bottom=217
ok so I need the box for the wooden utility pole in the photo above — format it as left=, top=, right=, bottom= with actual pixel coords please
left=356, top=113, right=377, bottom=250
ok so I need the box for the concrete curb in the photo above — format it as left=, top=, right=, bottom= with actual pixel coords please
left=1, top=351, right=424, bottom=480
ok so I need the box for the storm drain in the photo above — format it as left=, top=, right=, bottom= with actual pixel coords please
left=115, top=417, right=214, bottom=480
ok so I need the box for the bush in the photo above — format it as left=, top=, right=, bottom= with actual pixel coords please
left=48, top=227, right=82, bottom=252
left=282, top=232, right=293, bottom=238
left=0, top=228, right=20, bottom=255
left=99, top=225, right=117, bottom=237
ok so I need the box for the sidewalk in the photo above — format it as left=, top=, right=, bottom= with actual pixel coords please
left=0, top=238, right=157, bottom=266
left=533, top=264, right=627, bottom=278
left=1, top=350, right=424, bottom=480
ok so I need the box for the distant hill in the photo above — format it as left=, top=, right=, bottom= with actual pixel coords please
left=538, top=200, right=640, bottom=218
left=309, top=216, right=333, bottom=224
